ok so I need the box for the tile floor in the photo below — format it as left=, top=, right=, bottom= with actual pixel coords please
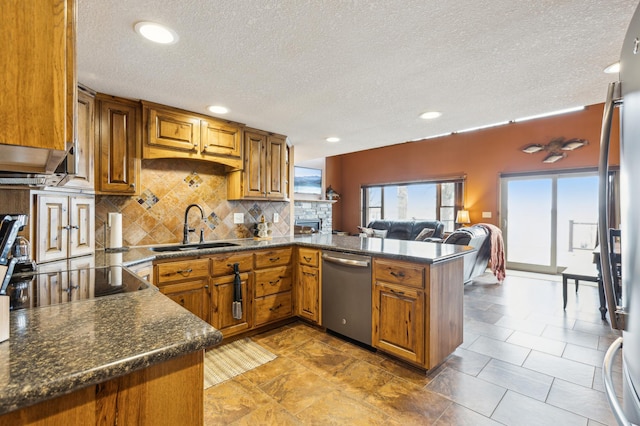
left=204, top=271, right=624, bottom=425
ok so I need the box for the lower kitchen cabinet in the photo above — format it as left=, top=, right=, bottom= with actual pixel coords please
left=210, top=272, right=251, bottom=337
left=253, top=264, right=292, bottom=327
left=160, top=280, right=207, bottom=322
left=296, top=247, right=321, bottom=323
left=373, top=282, right=425, bottom=364
left=154, top=258, right=209, bottom=322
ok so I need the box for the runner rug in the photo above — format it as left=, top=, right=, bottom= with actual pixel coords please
left=203, top=337, right=277, bottom=389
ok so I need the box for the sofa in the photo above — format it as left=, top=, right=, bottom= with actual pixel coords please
left=364, top=220, right=490, bottom=283
left=365, top=220, right=445, bottom=240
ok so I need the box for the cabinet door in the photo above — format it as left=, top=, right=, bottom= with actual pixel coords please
left=200, top=119, right=242, bottom=159
left=145, top=106, right=201, bottom=152
left=96, top=96, right=140, bottom=195
left=69, top=196, right=95, bottom=258
left=243, top=131, right=267, bottom=197
left=63, top=88, right=95, bottom=189
left=36, top=194, right=69, bottom=263
left=0, top=0, right=73, bottom=165
left=266, top=135, right=286, bottom=199
left=297, top=265, right=320, bottom=323
left=160, top=280, right=207, bottom=321
left=372, top=283, right=425, bottom=365
left=211, top=273, right=251, bottom=337
left=254, top=291, right=292, bottom=327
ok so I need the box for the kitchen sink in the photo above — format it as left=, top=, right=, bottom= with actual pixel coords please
left=149, top=242, right=239, bottom=252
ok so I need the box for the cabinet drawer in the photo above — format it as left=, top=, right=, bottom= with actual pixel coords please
left=156, top=259, right=209, bottom=284
left=254, top=266, right=292, bottom=297
left=373, top=258, right=425, bottom=289
left=298, top=248, right=320, bottom=267
left=210, top=252, right=253, bottom=276
left=254, top=292, right=292, bottom=326
left=254, top=248, right=292, bottom=269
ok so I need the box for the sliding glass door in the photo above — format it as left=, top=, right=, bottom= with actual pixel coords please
left=500, top=172, right=598, bottom=274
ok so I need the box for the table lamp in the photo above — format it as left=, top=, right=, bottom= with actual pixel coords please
left=455, top=210, right=471, bottom=228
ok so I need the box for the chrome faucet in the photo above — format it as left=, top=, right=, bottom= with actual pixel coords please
left=183, top=204, right=205, bottom=244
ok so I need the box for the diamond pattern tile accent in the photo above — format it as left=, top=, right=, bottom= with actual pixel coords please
left=184, top=172, right=203, bottom=188
left=137, top=189, right=159, bottom=210
left=248, top=203, right=263, bottom=221
left=207, top=212, right=220, bottom=230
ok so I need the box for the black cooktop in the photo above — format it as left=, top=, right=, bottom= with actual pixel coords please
left=6, top=265, right=150, bottom=311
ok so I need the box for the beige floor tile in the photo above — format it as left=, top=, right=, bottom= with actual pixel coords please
left=286, top=339, right=357, bottom=378
left=204, top=378, right=273, bottom=425
left=327, top=359, right=395, bottom=399
left=434, top=403, right=503, bottom=425
left=296, top=389, right=390, bottom=425
left=231, top=401, right=301, bottom=426
left=259, top=368, right=338, bottom=414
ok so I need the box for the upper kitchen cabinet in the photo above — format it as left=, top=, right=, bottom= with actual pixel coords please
left=227, top=129, right=289, bottom=201
left=141, top=102, right=243, bottom=170
left=61, top=86, right=94, bottom=189
left=0, top=0, right=76, bottom=173
left=95, top=94, right=141, bottom=195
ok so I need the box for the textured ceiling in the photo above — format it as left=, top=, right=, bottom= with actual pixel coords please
left=77, top=0, right=639, bottom=162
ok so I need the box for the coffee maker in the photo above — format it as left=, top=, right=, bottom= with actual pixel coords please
left=0, top=214, right=33, bottom=296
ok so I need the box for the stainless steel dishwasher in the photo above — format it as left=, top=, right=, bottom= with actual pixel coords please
left=322, top=250, right=372, bottom=345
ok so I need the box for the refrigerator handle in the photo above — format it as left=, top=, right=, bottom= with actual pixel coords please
left=598, top=81, right=625, bottom=331
left=603, top=337, right=635, bottom=426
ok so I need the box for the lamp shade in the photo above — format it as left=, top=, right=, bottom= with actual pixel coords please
left=455, top=210, right=470, bottom=224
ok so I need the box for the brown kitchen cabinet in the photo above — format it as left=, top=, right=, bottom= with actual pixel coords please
left=296, top=247, right=321, bottom=324
left=209, top=252, right=253, bottom=337
left=372, top=256, right=464, bottom=369
left=253, top=247, right=294, bottom=326
left=95, top=94, right=141, bottom=195
left=35, top=193, right=95, bottom=263
left=154, top=258, right=209, bottom=322
left=61, top=86, right=95, bottom=189
left=227, top=129, right=288, bottom=200
left=141, top=101, right=243, bottom=169
left=0, top=0, right=76, bottom=173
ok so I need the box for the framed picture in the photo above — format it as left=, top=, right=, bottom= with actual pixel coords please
left=294, top=166, right=322, bottom=195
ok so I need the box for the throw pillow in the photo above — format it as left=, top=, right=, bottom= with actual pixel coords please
left=372, top=229, right=388, bottom=238
left=357, top=226, right=375, bottom=237
left=415, top=227, right=435, bottom=241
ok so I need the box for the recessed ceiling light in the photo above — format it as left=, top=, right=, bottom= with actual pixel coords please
left=207, top=105, right=229, bottom=114
left=419, top=111, right=442, bottom=120
left=326, top=137, right=340, bottom=143
left=134, top=21, right=178, bottom=44
left=604, top=62, right=620, bottom=74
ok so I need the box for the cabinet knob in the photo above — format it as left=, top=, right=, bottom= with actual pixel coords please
left=130, top=183, right=136, bottom=189
left=179, top=298, right=185, bottom=305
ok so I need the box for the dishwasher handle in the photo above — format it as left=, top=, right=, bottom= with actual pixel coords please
left=322, top=253, right=370, bottom=268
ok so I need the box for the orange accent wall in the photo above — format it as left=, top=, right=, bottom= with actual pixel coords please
left=326, top=103, right=620, bottom=234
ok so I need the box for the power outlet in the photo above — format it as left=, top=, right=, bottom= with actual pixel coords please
left=482, top=211, right=492, bottom=218
left=273, top=213, right=279, bottom=223
left=233, top=213, right=244, bottom=224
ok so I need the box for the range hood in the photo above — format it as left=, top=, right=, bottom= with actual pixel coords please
left=0, top=142, right=76, bottom=187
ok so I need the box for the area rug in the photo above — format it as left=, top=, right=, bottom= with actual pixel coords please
left=203, top=338, right=277, bottom=389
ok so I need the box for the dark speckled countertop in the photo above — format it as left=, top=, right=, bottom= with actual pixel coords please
left=0, top=283, right=222, bottom=414
left=121, top=234, right=473, bottom=265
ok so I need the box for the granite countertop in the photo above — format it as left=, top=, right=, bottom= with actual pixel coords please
left=0, top=287, right=222, bottom=415
left=118, top=234, right=473, bottom=266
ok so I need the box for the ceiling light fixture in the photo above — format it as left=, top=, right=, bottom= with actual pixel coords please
left=134, top=21, right=178, bottom=44
left=207, top=105, right=229, bottom=114
left=604, top=62, right=621, bottom=74
left=326, top=137, right=340, bottom=143
left=420, top=111, right=442, bottom=120
left=522, top=137, right=588, bottom=163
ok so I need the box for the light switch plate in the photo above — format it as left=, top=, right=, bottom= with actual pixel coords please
left=233, top=213, right=244, bottom=224
left=482, top=211, right=492, bottom=218
left=273, top=213, right=279, bottom=223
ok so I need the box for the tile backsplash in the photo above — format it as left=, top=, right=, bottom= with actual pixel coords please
left=95, top=158, right=291, bottom=248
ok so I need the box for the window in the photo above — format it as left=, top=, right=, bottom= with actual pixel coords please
left=362, top=179, right=464, bottom=232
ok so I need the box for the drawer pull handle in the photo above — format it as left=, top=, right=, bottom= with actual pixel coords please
left=303, top=256, right=312, bottom=262
left=269, top=257, right=281, bottom=262
left=269, top=303, right=283, bottom=311
left=269, top=279, right=280, bottom=286
left=302, top=272, right=316, bottom=277
left=390, top=271, right=405, bottom=278
left=389, top=288, right=405, bottom=296
left=176, top=268, right=193, bottom=276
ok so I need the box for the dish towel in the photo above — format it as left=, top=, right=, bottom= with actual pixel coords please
left=232, top=263, right=242, bottom=319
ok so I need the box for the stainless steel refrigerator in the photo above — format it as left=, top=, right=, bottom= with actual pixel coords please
left=600, top=3, right=640, bottom=424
